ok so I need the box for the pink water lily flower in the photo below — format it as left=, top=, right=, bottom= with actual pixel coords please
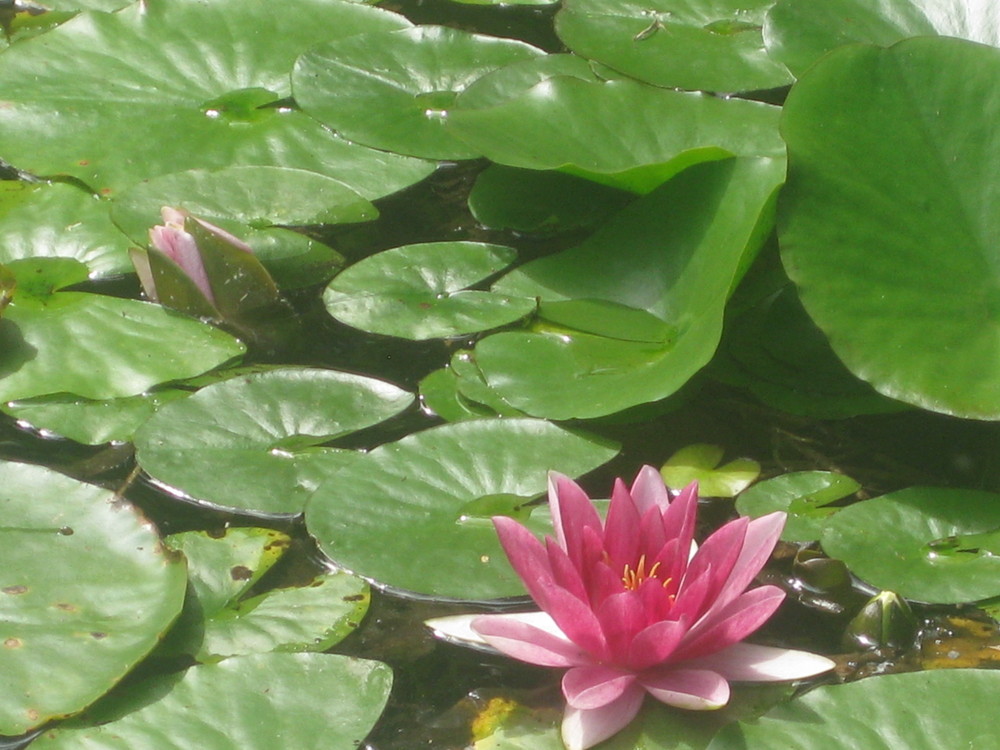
left=432, top=467, right=834, bottom=750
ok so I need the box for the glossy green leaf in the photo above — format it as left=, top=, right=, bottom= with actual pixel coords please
left=709, top=670, right=1000, bottom=749
left=820, top=487, right=1000, bottom=603
left=0, top=460, right=187, bottom=734
left=473, top=157, right=783, bottom=419
left=323, top=242, right=535, bottom=339
left=418, top=367, right=493, bottom=422
left=0, top=263, right=14, bottom=317
left=765, top=0, right=1000, bottom=77
left=661, top=443, right=760, bottom=498
left=0, top=0, right=432, bottom=197
left=134, top=367, right=414, bottom=516
left=0, top=182, right=133, bottom=278
left=0, top=258, right=244, bottom=402
left=293, top=25, right=543, bottom=160
left=780, top=38, right=1000, bottom=418
left=556, top=0, right=792, bottom=93
left=31, top=653, right=393, bottom=750
left=449, top=76, right=783, bottom=193
left=305, top=418, right=619, bottom=600
left=468, top=165, right=633, bottom=233
left=736, top=471, right=860, bottom=542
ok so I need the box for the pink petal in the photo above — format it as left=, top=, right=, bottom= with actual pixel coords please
left=660, top=481, right=698, bottom=582
left=675, top=585, right=786, bottom=661
left=594, top=590, right=646, bottom=660
left=637, top=504, right=667, bottom=559
left=548, top=472, right=603, bottom=566
left=561, top=685, right=645, bottom=750
left=546, top=538, right=589, bottom=602
left=627, top=616, right=688, bottom=671
left=683, top=642, right=835, bottom=682
left=713, top=512, right=786, bottom=610
left=537, top=579, right=610, bottom=660
left=630, top=465, right=671, bottom=514
left=149, top=223, right=214, bottom=302
left=562, top=665, right=637, bottom=709
left=640, top=668, right=730, bottom=710
left=680, top=516, right=748, bottom=612
left=603, top=478, right=641, bottom=567
left=472, top=613, right=590, bottom=668
left=492, top=516, right=556, bottom=607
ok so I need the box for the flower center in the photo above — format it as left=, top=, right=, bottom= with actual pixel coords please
left=621, top=554, right=670, bottom=591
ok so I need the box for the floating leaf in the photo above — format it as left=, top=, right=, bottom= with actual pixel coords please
left=450, top=77, right=784, bottom=193
left=473, top=157, right=783, bottom=419
left=555, top=0, right=792, bottom=93
left=323, top=242, right=535, bottom=340
left=305, top=418, right=619, bottom=600
left=134, top=368, right=414, bottom=516
left=0, top=460, right=187, bottom=734
left=0, top=0, right=432, bottom=197
left=709, top=670, right=1000, bottom=749
left=293, top=25, right=543, bottom=160
left=0, top=258, right=244, bottom=402
left=779, top=37, right=1000, bottom=418
left=661, top=444, right=759, bottom=498
left=31, top=653, right=393, bottom=750
left=736, top=471, right=860, bottom=542
left=820, top=487, right=1000, bottom=603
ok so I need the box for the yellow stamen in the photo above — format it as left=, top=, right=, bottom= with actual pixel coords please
left=621, top=554, right=669, bottom=590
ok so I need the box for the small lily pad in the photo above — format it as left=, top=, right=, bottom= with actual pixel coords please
left=736, top=471, right=860, bottom=542
left=661, top=444, right=760, bottom=498
left=820, top=487, right=1000, bottom=603
left=323, top=242, right=535, bottom=340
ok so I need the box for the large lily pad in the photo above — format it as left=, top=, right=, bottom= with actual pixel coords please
left=765, top=0, right=1000, bottom=77
left=305, top=418, right=619, bottom=600
left=0, top=460, right=187, bottom=735
left=0, top=0, right=432, bottom=197
left=293, top=25, right=543, bottom=160
left=472, top=157, right=783, bottom=419
left=779, top=37, right=1000, bottom=418
left=556, top=0, right=792, bottom=93
left=0, top=258, right=244, bottom=402
left=820, top=486, right=1000, bottom=604
left=736, top=471, right=860, bottom=542
left=323, top=241, right=535, bottom=340
left=134, top=367, right=414, bottom=516
left=709, top=670, right=1000, bottom=749
left=448, top=76, right=784, bottom=193
left=31, top=652, right=393, bottom=750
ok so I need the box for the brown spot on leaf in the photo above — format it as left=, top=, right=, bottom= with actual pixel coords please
left=5, top=638, right=23, bottom=648
left=90, top=632, right=107, bottom=639
left=230, top=565, right=253, bottom=581
left=343, top=594, right=366, bottom=602
left=2, top=585, right=28, bottom=595
left=58, top=527, right=74, bottom=536
left=54, top=602, right=78, bottom=612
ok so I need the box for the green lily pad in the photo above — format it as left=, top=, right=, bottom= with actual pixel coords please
left=449, top=76, right=784, bottom=193
left=820, top=487, right=1000, bottom=604
left=134, top=367, right=414, bottom=517
left=468, top=165, right=633, bottom=233
left=765, top=0, right=1000, bottom=77
left=661, top=443, right=760, bottom=498
left=323, top=241, right=535, bottom=340
left=555, top=0, right=792, bottom=93
left=163, top=528, right=368, bottom=661
left=0, top=258, right=244, bottom=402
left=779, top=37, right=1000, bottom=418
left=293, top=25, right=543, bottom=160
left=305, top=418, right=619, bottom=600
left=473, top=157, right=783, bottom=419
left=736, top=471, right=861, bottom=542
left=0, top=263, right=14, bottom=317
left=0, top=181, right=134, bottom=278
left=0, top=0, right=432, bottom=197
left=31, top=652, right=393, bottom=750
left=709, top=670, right=1000, bottom=749
left=0, top=460, right=187, bottom=735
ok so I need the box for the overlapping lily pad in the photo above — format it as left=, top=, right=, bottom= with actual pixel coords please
left=449, top=76, right=784, bottom=193
left=305, top=418, right=619, bottom=600
left=134, top=367, right=415, bottom=516
left=820, top=487, right=1000, bottom=604
left=0, top=0, right=432, bottom=197
left=661, top=444, right=759, bottom=498
left=323, top=242, right=535, bottom=340
left=0, top=460, right=187, bottom=735
left=0, top=258, right=244, bottom=402
left=709, top=670, right=1000, bottom=749
left=765, top=0, right=1000, bottom=77
left=472, top=157, right=783, bottom=419
left=737, top=471, right=860, bottom=542
left=556, top=0, right=792, bottom=93
left=779, top=37, right=1000, bottom=418
left=31, top=652, right=393, bottom=750
left=293, top=25, right=543, bottom=160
